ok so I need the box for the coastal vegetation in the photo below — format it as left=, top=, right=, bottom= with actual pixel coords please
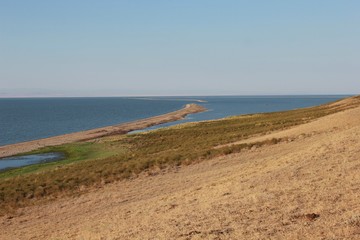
left=0, top=96, right=359, bottom=214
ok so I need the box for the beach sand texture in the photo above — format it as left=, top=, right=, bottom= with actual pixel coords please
left=1, top=100, right=360, bottom=239
left=0, top=103, right=206, bottom=158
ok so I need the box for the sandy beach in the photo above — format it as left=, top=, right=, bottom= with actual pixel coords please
left=0, top=103, right=206, bottom=158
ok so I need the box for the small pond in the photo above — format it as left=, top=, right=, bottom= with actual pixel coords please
left=0, top=153, right=65, bottom=171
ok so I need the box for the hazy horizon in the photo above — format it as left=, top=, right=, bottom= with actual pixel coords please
left=0, top=91, right=354, bottom=99
left=1, top=1, right=360, bottom=97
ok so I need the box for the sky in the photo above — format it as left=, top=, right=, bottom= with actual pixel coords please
left=0, top=0, right=359, bottom=97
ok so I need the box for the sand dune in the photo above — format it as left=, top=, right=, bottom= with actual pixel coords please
left=1, top=103, right=360, bottom=239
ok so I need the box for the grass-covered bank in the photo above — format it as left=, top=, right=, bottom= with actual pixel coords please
left=1, top=96, right=359, bottom=215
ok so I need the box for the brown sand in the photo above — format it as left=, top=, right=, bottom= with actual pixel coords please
left=0, top=103, right=206, bottom=158
left=2, top=105, right=360, bottom=239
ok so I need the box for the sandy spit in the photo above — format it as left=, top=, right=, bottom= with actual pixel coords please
left=0, top=103, right=206, bottom=158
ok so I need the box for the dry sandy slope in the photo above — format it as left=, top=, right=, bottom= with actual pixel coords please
left=1, top=106, right=360, bottom=239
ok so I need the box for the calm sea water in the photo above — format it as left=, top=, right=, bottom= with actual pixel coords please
left=0, top=96, right=349, bottom=147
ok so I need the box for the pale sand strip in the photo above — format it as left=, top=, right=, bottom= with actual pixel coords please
left=0, top=103, right=206, bottom=158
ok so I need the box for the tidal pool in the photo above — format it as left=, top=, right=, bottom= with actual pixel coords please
left=0, top=153, right=64, bottom=171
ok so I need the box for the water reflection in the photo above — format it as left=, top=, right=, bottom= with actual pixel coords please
left=0, top=153, right=64, bottom=171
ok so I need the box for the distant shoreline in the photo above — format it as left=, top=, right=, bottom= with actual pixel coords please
left=0, top=104, right=206, bottom=158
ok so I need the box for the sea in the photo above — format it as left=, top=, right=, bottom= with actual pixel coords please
left=0, top=95, right=350, bottom=147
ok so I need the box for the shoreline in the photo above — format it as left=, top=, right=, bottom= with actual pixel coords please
left=0, top=103, right=206, bottom=158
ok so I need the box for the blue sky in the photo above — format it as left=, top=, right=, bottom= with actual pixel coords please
left=1, top=1, right=359, bottom=96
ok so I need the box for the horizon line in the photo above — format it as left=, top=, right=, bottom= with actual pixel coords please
left=0, top=93, right=356, bottom=99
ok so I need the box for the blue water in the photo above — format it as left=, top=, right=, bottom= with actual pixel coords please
left=0, top=97, right=186, bottom=146
left=0, top=153, right=64, bottom=171
left=0, top=95, right=350, bottom=146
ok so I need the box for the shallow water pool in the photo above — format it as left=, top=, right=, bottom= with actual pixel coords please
left=0, top=153, right=64, bottom=171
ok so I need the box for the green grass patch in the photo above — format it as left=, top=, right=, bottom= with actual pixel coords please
left=0, top=142, right=123, bottom=179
